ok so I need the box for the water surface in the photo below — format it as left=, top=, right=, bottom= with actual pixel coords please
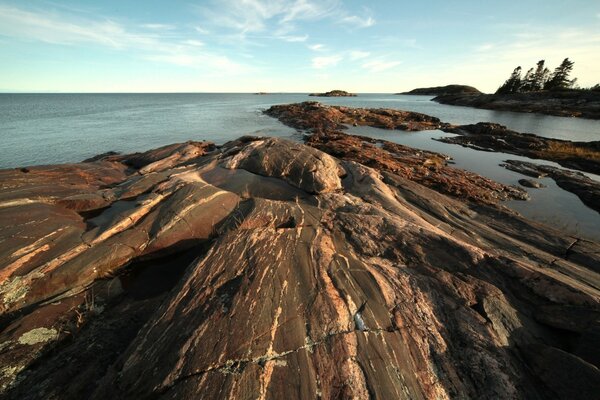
left=1, top=93, right=599, bottom=239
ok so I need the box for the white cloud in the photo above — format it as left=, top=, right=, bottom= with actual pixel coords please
left=141, top=23, right=175, bottom=30
left=349, top=50, right=370, bottom=60
left=308, top=43, right=325, bottom=51
left=198, top=0, right=339, bottom=35
left=194, top=26, right=210, bottom=34
left=476, top=43, right=494, bottom=52
left=280, top=34, right=309, bottom=42
left=362, top=60, right=401, bottom=72
left=184, top=40, right=204, bottom=47
left=0, top=4, right=248, bottom=73
left=339, top=15, right=375, bottom=28
left=312, top=55, right=342, bottom=68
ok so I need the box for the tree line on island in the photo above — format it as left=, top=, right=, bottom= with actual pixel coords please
left=496, top=58, right=599, bottom=94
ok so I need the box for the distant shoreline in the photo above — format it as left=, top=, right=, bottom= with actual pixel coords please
left=433, top=90, right=600, bottom=120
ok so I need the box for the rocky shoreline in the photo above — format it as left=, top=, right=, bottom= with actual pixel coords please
left=1, top=103, right=599, bottom=399
left=433, top=90, right=600, bottom=119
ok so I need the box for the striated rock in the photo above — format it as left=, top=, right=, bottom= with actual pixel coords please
left=440, top=122, right=600, bottom=175
left=309, top=90, right=356, bottom=97
left=503, top=160, right=600, bottom=213
left=1, top=135, right=599, bottom=399
left=399, top=84, right=481, bottom=96
left=434, top=90, right=600, bottom=119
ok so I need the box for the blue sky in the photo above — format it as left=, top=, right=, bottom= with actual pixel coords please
left=0, top=0, right=598, bottom=92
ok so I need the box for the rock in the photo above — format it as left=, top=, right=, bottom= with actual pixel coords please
left=433, top=90, right=600, bottom=120
left=308, top=90, right=357, bottom=97
left=518, top=179, right=546, bottom=188
left=265, top=103, right=527, bottom=204
left=439, top=122, right=600, bottom=175
left=399, top=84, right=481, bottom=96
left=265, top=101, right=445, bottom=133
left=1, top=134, right=599, bottom=399
left=504, top=160, right=600, bottom=213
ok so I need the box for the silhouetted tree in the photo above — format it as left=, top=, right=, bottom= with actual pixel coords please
left=520, top=68, right=535, bottom=92
left=544, top=58, right=575, bottom=90
left=496, top=66, right=522, bottom=94
left=530, top=60, right=550, bottom=91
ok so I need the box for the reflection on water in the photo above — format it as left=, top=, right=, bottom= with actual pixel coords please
left=346, top=126, right=600, bottom=241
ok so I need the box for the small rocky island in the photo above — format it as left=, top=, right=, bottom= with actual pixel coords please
left=399, top=84, right=481, bottom=96
left=309, top=89, right=357, bottom=97
left=1, top=102, right=599, bottom=399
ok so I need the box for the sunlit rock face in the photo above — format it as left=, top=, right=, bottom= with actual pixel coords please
left=0, top=136, right=599, bottom=400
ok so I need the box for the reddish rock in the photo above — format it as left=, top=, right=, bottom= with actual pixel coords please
left=0, top=136, right=598, bottom=400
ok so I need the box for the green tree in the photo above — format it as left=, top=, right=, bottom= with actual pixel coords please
left=545, top=58, right=576, bottom=90
left=496, top=66, right=522, bottom=94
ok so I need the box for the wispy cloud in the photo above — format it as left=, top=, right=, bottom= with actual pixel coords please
left=476, top=43, right=494, bottom=52
left=0, top=4, right=248, bottom=73
left=349, top=50, right=370, bottom=60
left=362, top=60, right=401, bottom=72
left=280, top=34, right=309, bottom=42
left=197, top=0, right=339, bottom=35
left=339, top=15, right=375, bottom=28
left=140, top=23, right=175, bottom=30
left=308, top=43, right=326, bottom=51
left=312, top=55, right=342, bottom=68
left=194, top=26, right=210, bottom=34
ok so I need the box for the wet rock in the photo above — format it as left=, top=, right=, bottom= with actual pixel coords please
left=504, top=160, right=600, bottom=213
left=0, top=135, right=599, bottom=399
left=518, top=179, right=546, bottom=189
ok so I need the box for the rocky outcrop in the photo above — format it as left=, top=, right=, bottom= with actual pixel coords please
left=434, top=90, right=600, bottom=119
left=309, top=90, right=357, bottom=97
left=502, top=160, right=600, bottom=213
left=265, top=101, right=446, bottom=132
left=1, top=131, right=599, bottom=399
left=399, top=84, right=481, bottom=96
left=440, top=122, right=600, bottom=175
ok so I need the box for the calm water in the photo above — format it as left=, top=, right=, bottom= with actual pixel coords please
left=1, top=93, right=599, bottom=239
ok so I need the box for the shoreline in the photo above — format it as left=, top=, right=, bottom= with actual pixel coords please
left=433, top=90, right=600, bottom=120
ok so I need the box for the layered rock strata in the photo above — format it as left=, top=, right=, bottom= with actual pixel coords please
left=0, top=134, right=599, bottom=399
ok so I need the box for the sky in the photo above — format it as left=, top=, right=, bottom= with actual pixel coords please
left=0, top=0, right=599, bottom=93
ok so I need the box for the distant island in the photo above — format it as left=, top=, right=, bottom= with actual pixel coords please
left=309, top=90, right=357, bottom=97
left=399, top=84, right=481, bottom=96
left=431, top=58, right=600, bottom=119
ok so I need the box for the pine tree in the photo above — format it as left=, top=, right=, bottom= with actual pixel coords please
left=545, top=58, right=575, bottom=90
left=521, top=68, right=535, bottom=92
left=496, top=66, right=522, bottom=94
left=530, top=60, right=547, bottom=91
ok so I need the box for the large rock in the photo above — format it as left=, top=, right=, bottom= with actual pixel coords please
left=0, top=135, right=599, bottom=400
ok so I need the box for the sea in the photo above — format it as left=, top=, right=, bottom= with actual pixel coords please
left=1, top=93, right=599, bottom=239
